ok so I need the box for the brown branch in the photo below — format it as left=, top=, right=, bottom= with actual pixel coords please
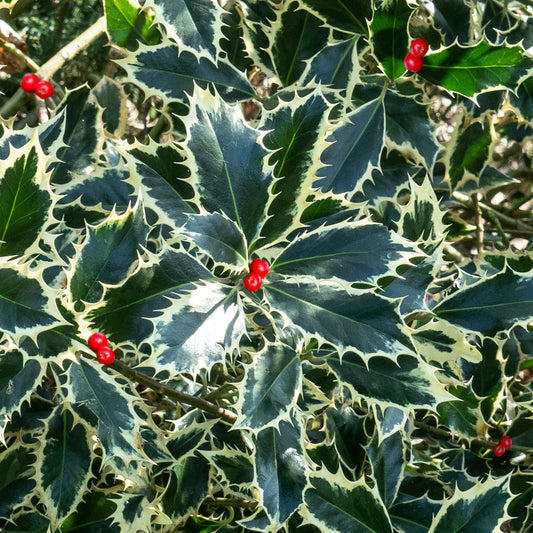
left=79, top=351, right=237, bottom=424
left=0, top=16, right=106, bottom=119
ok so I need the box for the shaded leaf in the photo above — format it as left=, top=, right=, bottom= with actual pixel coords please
left=120, top=40, right=255, bottom=104
left=36, top=407, right=94, bottom=528
left=428, top=475, right=511, bottom=533
left=300, top=0, right=371, bottom=35
left=327, top=351, right=450, bottom=411
left=434, top=268, right=533, bottom=336
left=235, top=343, right=301, bottom=431
left=269, top=4, right=329, bottom=86
left=256, top=417, right=307, bottom=525
left=304, top=475, right=393, bottom=533
left=315, top=96, right=385, bottom=194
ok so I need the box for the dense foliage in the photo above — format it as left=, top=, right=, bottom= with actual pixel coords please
left=1, top=0, right=533, bottom=531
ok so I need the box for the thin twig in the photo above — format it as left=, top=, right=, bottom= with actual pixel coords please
left=0, top=16, right=106, bottom=119
left=78, top=351, right=237, bottom=424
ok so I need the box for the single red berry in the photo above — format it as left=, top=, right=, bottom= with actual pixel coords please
left=499, top=436, right=512, bottom=449
left=243, top=272, right=262, bottom=292
left=34, top=80, right=54, bottom=99
left=493, top=443, right=505, bottom=457
left=96, top=346, right=115, bottom=365
left=410, top=38, right=429, bottom=58
left=404, top=53, right=423, bottom=72
left=20, top=73, right=40, bottom=92
left=88, top=332, right=108, bottom=352
left=250, top=259, right=270, bottom=278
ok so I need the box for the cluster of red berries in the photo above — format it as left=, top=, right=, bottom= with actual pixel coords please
left=20, top=73, right=54, bottom=99
left=243, top=259, right=269, bottom=292
left=404, top=38, right=429, bottom=72
left=88, top=333, right=115, bottom=365
left=493, top=435, right=512, bottom=457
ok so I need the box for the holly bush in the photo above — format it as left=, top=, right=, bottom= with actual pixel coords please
left=1, top=0, right=533, bottom=531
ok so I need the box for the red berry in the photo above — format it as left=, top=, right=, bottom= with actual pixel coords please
left=243, top=272, right=262, bottom=292
left=499, top=436, right=512, bottom=449
left=34, top=80, right=54, bottom=99
left=88, top=332, right=108, bottom=352
left=20, top=73, right=40, bottom=92
left=493, top=444, right=505, bottom=457
left=404, top=53, right=423, bottom=72
left=96, top=346, right=115, bottom=365
left=250, top=259, right=269, bottom=278
left=410, top=38, right=429, bottom=58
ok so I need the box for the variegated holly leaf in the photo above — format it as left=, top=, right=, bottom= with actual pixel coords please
left=0, top=443, right=37, bottom=519
left=118, top=39, right=255, bottom=105
left=0, top=260, right=67, bottom=341
left=304, top=474, right=393, bottom=533
left=510, top=76, right=533, bottom=122
left=302, top=38, right=360, bottom=91
left=0, top=350, right=45, bottom=421
left=183, top=212, right=247, bottom=271
left=92, top=76, right=129, bottom=138
left=144, top=282, right=245, bottom=376
left=34, top=407, right=94, bottom=529
left=367, top=430, right=405, bottom=508
left=270, top=220, right=420, bottom=286
left=55, top=164, right=135, bottom=221
left=428, top=475, right=512, bottom=533
left=109, top=489, right=166, bottom=533
left=255, top=417, right=307, bottom=525
left=315, top=95, right=385, bottom=194
left=63, top=358, right=147, bottom=465
left=436, top=385, right=480, bottom=439
left=104, top=0, right=161, bottom=49
left=86, top=247, right=212, bottom=347
left=384, top=91, right=440, bottom=169
left=160, top=454, right=210, bottom=520
left=413, top=318, right=482, bottom=366
left=326, top=351, right=450, bottom=411
left=68, top=201, right=149, bottom=304
left=0, top=142, right=56, bottom=259
left=50, top=89, right=104, bottom=186
left=166, top=413, right=215, bottom=461
left=432, top=0, right=472, bottom=46
left=260, top=89, right=332, bottom=245
left=390, top=493, right=442, bottom=533
left=145, top=0, right=225, bottom=59
left=264, top=280, right=412, bottom=360
left=422, top=42, right=532, bottom=98
left=124, top=141, right=194, bottom=228
left=201, top=446, right=254, bottom=486
left=445, top=115, right=492, bottom=190
left=370, top=0, right=413, bottom=81
left=184, top=87, right=271, bottom=245
left=235, top=343, right=301, bottom=432
left=265, top=3, right=329, bottom=87
left=434, top=267, right=533, bottom=336
left=300, top=0, right=371, bottom=35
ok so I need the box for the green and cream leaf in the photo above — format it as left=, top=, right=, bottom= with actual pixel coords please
left=428, top=475, right=512, bottom=533
left=34, top=406, right=95, bottom=529
left=235, top=343, right=302, bottom=432
left=264, top=280, right=413, bottom=360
